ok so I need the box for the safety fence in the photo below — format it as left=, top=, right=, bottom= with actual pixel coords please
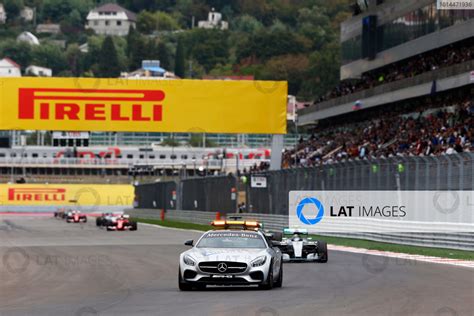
left=127, top=209, right=474, bottom=251
left=246, top=153, right=474, bottom=215
left=134, top=181, right=177, bottom=210
left=134, top=153, right=474, bottom=215
left=134, top=175, right=238, bottom=213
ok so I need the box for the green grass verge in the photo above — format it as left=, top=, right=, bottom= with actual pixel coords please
left=134, top=217, right=212, bottom=231
left=134, top=217, right=474, bottom=261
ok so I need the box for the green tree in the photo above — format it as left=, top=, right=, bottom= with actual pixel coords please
left=155, top=11, right=180, bottom=31
left=137, top=10, right=181, bottom=34
left=261, top=54, right=309, bottom=96
left=32, top=44, right=68, bottom=74
left=136, top=10, right=156, bottom=34
left=0, top=40, right=32, bottom=70
left=65, top=44, right=83, bottom=76
left=174, top=39, right=185, bottom=77
left=236, top=29, right=310, bottom=63
left=126, top=25, right=139, bottom=58
left=233, top=14, right=263, bottom=33
left=98, top=36, right=121, bottom=78
left=4, top=0, right=24, bottom=18
left=129, top=35, right=148, bottom=70
left=156, top=42, right=171, bottom=70
left=183, top=29, right=229, bottom=72
left=300, top=42, right=341, bottom=99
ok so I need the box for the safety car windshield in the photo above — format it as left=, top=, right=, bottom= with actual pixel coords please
left=196, top=231, right=266, bottom=249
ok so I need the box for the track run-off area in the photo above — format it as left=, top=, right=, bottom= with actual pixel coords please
left=0, top=215, right=473, bottom=316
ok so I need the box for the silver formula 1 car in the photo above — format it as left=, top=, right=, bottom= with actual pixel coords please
left=178, top=220, right=283, bottom=290
left=276, top=228, right=328, bottom=263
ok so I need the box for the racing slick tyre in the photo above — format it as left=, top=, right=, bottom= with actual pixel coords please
left=259, top=261, right=274, bottom=290
left=130, top=222, right=138, bottom=231
left=274, top=262, right=283, bottom=288
left=178, top=268, right=193, bottom=291
left=83, top=217, right=87, bottom=223
left=317, top=241, right=328, bottom=263
left=96, top=218, right=102, bottom=226
left=106, top=226, right=114, bottom=231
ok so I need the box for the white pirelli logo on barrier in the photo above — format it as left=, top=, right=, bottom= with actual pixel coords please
left=289, top=191, right=474, bottom=233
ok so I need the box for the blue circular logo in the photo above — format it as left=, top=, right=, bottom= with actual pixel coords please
left=296, top=197, right=324, bottom=225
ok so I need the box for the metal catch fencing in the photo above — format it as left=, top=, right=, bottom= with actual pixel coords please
left=134, top=181, right=177, bottom=210
left=246, top=153, right=474, bottom=215
left=135, top=175, right=237, bottom=213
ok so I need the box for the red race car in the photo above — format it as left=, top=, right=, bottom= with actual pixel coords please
left=105, top=214, right=138, bottom=231
left=66, top=211, right=87, bottom=223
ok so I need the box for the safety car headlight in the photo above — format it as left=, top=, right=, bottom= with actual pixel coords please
left=183, top=255, right=196, bottom=266
left=250, top=256, right=267, bottom=267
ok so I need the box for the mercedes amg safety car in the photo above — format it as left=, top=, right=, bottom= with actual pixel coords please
left=66, top=211, right=87, bottom=223
left=178, top=220, right=283, bottom=291
left=276, top=228, right=328, bottom=263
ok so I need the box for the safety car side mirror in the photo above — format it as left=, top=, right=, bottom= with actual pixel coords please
left=184, top=240, right=194, bottom=246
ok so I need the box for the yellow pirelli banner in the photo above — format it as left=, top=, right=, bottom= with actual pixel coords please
left=0, top=184, right=134, bottom=207
left=0, top=77, right=287, bottom=134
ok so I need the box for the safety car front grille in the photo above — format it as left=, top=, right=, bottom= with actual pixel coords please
left=199, top=261, right=247, bottom=274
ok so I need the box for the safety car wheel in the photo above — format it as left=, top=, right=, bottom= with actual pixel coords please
left=274, top=262, right=283, bottom=288
left=259, top=261, right=274, bottom=290
left=178, top=268, right=193, bottom=291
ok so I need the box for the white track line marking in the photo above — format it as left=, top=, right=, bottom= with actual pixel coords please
left=329, top=245, right=474, bottom=269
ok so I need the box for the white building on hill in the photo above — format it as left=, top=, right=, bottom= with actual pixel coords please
left=198, top=8, right=228, bottom=30
left=0, top=58, right=21, bottom=77
left=86, top=3, right=136, bottom=36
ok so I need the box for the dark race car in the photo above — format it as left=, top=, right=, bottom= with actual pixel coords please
left=275, top=228, right=328, bottom=263
left=66, top=211, right=87, bottom=223
left=105, top=214, right=137, bottom=231
left=54, top=208, right=67, bottom=219
left=96, top=212, right=118, bottom=227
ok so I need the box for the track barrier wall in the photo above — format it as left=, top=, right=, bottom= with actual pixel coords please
left=132, top=153, right=474, bottom=251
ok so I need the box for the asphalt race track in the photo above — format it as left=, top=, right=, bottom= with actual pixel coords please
left=0, top=215, right=472, bottom=316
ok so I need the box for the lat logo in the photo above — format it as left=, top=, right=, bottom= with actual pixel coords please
left=18, top=88, right=165, bottom=122
left=8, top=188, right=66, bottom=202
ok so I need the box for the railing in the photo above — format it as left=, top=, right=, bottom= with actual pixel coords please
left=0, top=157, right=268, bottom=170
left=300, top=60, right=474, bottom=115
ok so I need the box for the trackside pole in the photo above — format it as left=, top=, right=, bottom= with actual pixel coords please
left=270, top=134, right=283, bottom=170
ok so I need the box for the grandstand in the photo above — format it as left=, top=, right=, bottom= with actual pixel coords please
left=289, top=0, right=473, bottom=169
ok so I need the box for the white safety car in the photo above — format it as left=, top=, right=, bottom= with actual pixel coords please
left=178, top=220, right=283, bottom=290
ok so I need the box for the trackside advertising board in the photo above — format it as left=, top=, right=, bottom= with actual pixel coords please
left=0, top=184, right=134, bottom=208
left=0, top=77, right=287, bottom=134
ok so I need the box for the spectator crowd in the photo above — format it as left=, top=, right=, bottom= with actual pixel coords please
left=315, top=41, right=473, bottom=103
left=282, top=92, right=474, bottom=168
